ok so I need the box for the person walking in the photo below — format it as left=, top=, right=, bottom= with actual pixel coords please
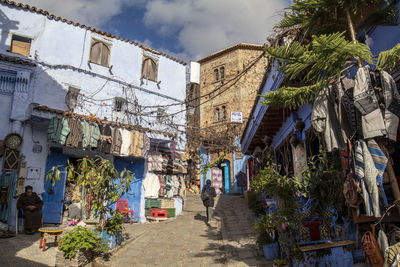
left=201, top=180, right=217, bottom=224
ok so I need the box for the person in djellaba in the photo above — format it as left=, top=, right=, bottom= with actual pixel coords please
left=17, top=186, right=43, bottom=234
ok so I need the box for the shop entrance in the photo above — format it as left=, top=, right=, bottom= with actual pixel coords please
left=219, top=159, right=231, bottom=194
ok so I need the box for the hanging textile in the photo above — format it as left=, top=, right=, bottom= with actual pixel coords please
left=148, top=152, right=163, bottom=172
left=158, top=175, right=166, bottom=197
left=120, top=129, right=131, bottom=156
left=143, top=173, right=160, bottom=198
left=130, top=131, right=144, bottom=157
left=96, top=125, right=112, bottom=154
left=354, top=66, right=400, bottom=141
left=143, top=134, right=150, bottom=158
left=0, top=172, right=17, bottom=223
left=367, top=140, right=389, bottom=207
left=65, top=117, right=83, bottom=148
left=81, top=121, right=101, bottom=148
left=111, top=128, right=122, bottom=155
left=47, top=117, right=71, bottom=145
left=178, top=176, right=186, bottom=197
left=311, top=86, right=345, bottom=152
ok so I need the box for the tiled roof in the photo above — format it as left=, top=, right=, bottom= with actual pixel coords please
left=1, top=0, right=186, bottom=65
left=197, top=43, right=265, bottom=63
left=0, top=53, right=36, bottom=66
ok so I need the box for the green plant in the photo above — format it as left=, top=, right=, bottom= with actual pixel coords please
left=254, top=215, right=276, bottom=248
left=247, top=191, right=265, bottom=216
left=273, top=258, right=289, bottom=266
left=251, top=163, right=305, bottom=217
left=301, top=152, right=345, bottom=215
left=45, top=165, right=64, bottom=186
left=47, top=156, right=133, bottom=235
left=59, top=226, right=108, bottom=260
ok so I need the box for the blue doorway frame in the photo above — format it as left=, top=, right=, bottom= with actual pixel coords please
left=221, top=159, right=231, bottom=194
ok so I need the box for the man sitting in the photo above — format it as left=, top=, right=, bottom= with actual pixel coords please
left=17, top=186, right=43, bottom=234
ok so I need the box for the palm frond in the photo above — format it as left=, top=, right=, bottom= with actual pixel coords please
left=377, top=43, right=400, bottom=71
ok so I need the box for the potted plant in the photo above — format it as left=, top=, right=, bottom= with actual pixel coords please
left=273, top=259, right=289, bottom=267
left=58, top=226, right=108, bottom=267
left=254, top=214, right=278, bottom=260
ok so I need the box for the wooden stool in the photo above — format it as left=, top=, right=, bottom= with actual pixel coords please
left=38, top=227, right=64, bottom=252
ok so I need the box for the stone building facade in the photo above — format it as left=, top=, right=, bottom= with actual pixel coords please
left=193, top=43, right=268, bottom=192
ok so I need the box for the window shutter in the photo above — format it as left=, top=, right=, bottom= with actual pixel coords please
left=150, top=59, right=157, bottom=81
left=100, top=44, right=110, bottom=67
left=11, top=40, right=30, bottom=56
left=90, top=42, right=102, bottom=65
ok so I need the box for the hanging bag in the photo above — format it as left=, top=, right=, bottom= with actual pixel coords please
left=362, top=231, right=384, bottom=267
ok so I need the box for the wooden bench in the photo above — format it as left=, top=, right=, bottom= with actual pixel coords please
left=299, top=240, right=355, bottom=252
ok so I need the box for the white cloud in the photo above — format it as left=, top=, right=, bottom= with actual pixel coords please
left=143, top=0, right=289, bottom=60
left=18, top=0, right=145, bottom=27
left=17, top=0, right=289, bottom=61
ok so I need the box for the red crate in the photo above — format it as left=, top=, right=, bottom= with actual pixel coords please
left=151, top=208, right=167, bottom=218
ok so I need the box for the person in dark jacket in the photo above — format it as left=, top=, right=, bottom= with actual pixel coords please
left=201, top=180, right=217, bottom=223
left=17, top=186, right=43, bottom=234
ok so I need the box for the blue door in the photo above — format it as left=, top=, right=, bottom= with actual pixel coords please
left=42, top=152, right=68, bottom=224
left=223, top=160, right=231, bottom=194
left=113, top=157, right=145, bottom=222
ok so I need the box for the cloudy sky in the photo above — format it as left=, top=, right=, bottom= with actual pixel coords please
left=19, top=0, right=290, bottom=61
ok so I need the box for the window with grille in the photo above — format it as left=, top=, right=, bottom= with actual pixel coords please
left=65, top=87, right=80, bottom=110
left=214, top=69, right=219, bottom=81
left=10, top=35, right=32, bottom=56
left=220, top=67, right=225, bottom=80
left=114, top=97, right=127, bottom=112
left=215, top=107, right=220, bottom=121
left=89, top=39, right=111, bottom=67
left=142, top=57, right=158, bottom=81
left=221, top=106, right=226, bottom=120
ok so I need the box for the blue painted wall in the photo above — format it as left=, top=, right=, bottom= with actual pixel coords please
left=113, top=157, right=146, bottom=223
left=199, top=146, right=211, bottom=190
left=233, top=152, right=250, bottom=194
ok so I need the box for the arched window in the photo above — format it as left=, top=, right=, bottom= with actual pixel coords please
left=215, top=107, right=220, bottom=121
left=222, top=106, right=226, bottom=120
left=214, top=69, right=219, bottom=81
left=142, top=57, right=158, bottom=81
left=220, top=67, right=225, bottom=80
left=89, top=39, right=111, bottom=67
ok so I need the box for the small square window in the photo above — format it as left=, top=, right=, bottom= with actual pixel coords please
left=142, top=57, right=158, bottom=81
left=65, top=87, right=80, bottom=110
left=10, top=35, right=32, bottom=56
left=114, top=97, right=127, bottom=112
left=89, top=39, right=111, bottom=67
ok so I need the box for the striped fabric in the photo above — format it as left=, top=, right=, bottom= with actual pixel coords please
left=355, top=140, right=372, bottom=216
left=367, top=140, right=389, bottom=207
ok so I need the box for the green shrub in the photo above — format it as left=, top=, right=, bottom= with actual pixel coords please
left=59, top=226, right=108, bottom=260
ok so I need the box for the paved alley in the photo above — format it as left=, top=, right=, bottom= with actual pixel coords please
left=106, top=193, right=271, bottom=267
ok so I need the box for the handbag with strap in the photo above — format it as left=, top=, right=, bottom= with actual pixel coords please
left=362, top=231, right=384, bottom=267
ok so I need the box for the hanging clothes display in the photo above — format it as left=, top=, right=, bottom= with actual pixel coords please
left=354, top=66, right=400, bottom=140
left=148, top=152, right=163, bottom=172
left=111, top=128, right=122, bottom=155
left=81, top=121, right=101, bottom=148
left=143, top=173, right=160, bottom=198
left=130, top=131, right=144, bottom=157
left=65, top=117, right=83, bottom=148
left=0, top=172, right=17, bottom=223
left=119, top=128, right=131, bottom=156
left=96, top=125, right=112, bottom=154
left=311, top=86, right=346, bottom=152
left=47, top=117, right=71, bottom=145
left=143, top=134, right=150, bottom=158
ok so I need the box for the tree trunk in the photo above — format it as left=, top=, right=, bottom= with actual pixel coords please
left=345, top=8, right=362, bottom=67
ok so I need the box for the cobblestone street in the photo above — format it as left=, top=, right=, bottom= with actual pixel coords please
left=0, top=193, right=271, bottom=267
left=107, top=193, right=271, bottom=267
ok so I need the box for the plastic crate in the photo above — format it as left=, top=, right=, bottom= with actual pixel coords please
left=145, top=208, right=152, bottom=217
left=145, top=199, right=161, bottom=208
left=166, top=208, right=176, bottom=218
left=151, top=208, right=167, bottom=218
left=161, top=198, right=175, bottom=208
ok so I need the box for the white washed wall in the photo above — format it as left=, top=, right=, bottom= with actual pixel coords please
left=0, top=3, right=187, bottom=226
